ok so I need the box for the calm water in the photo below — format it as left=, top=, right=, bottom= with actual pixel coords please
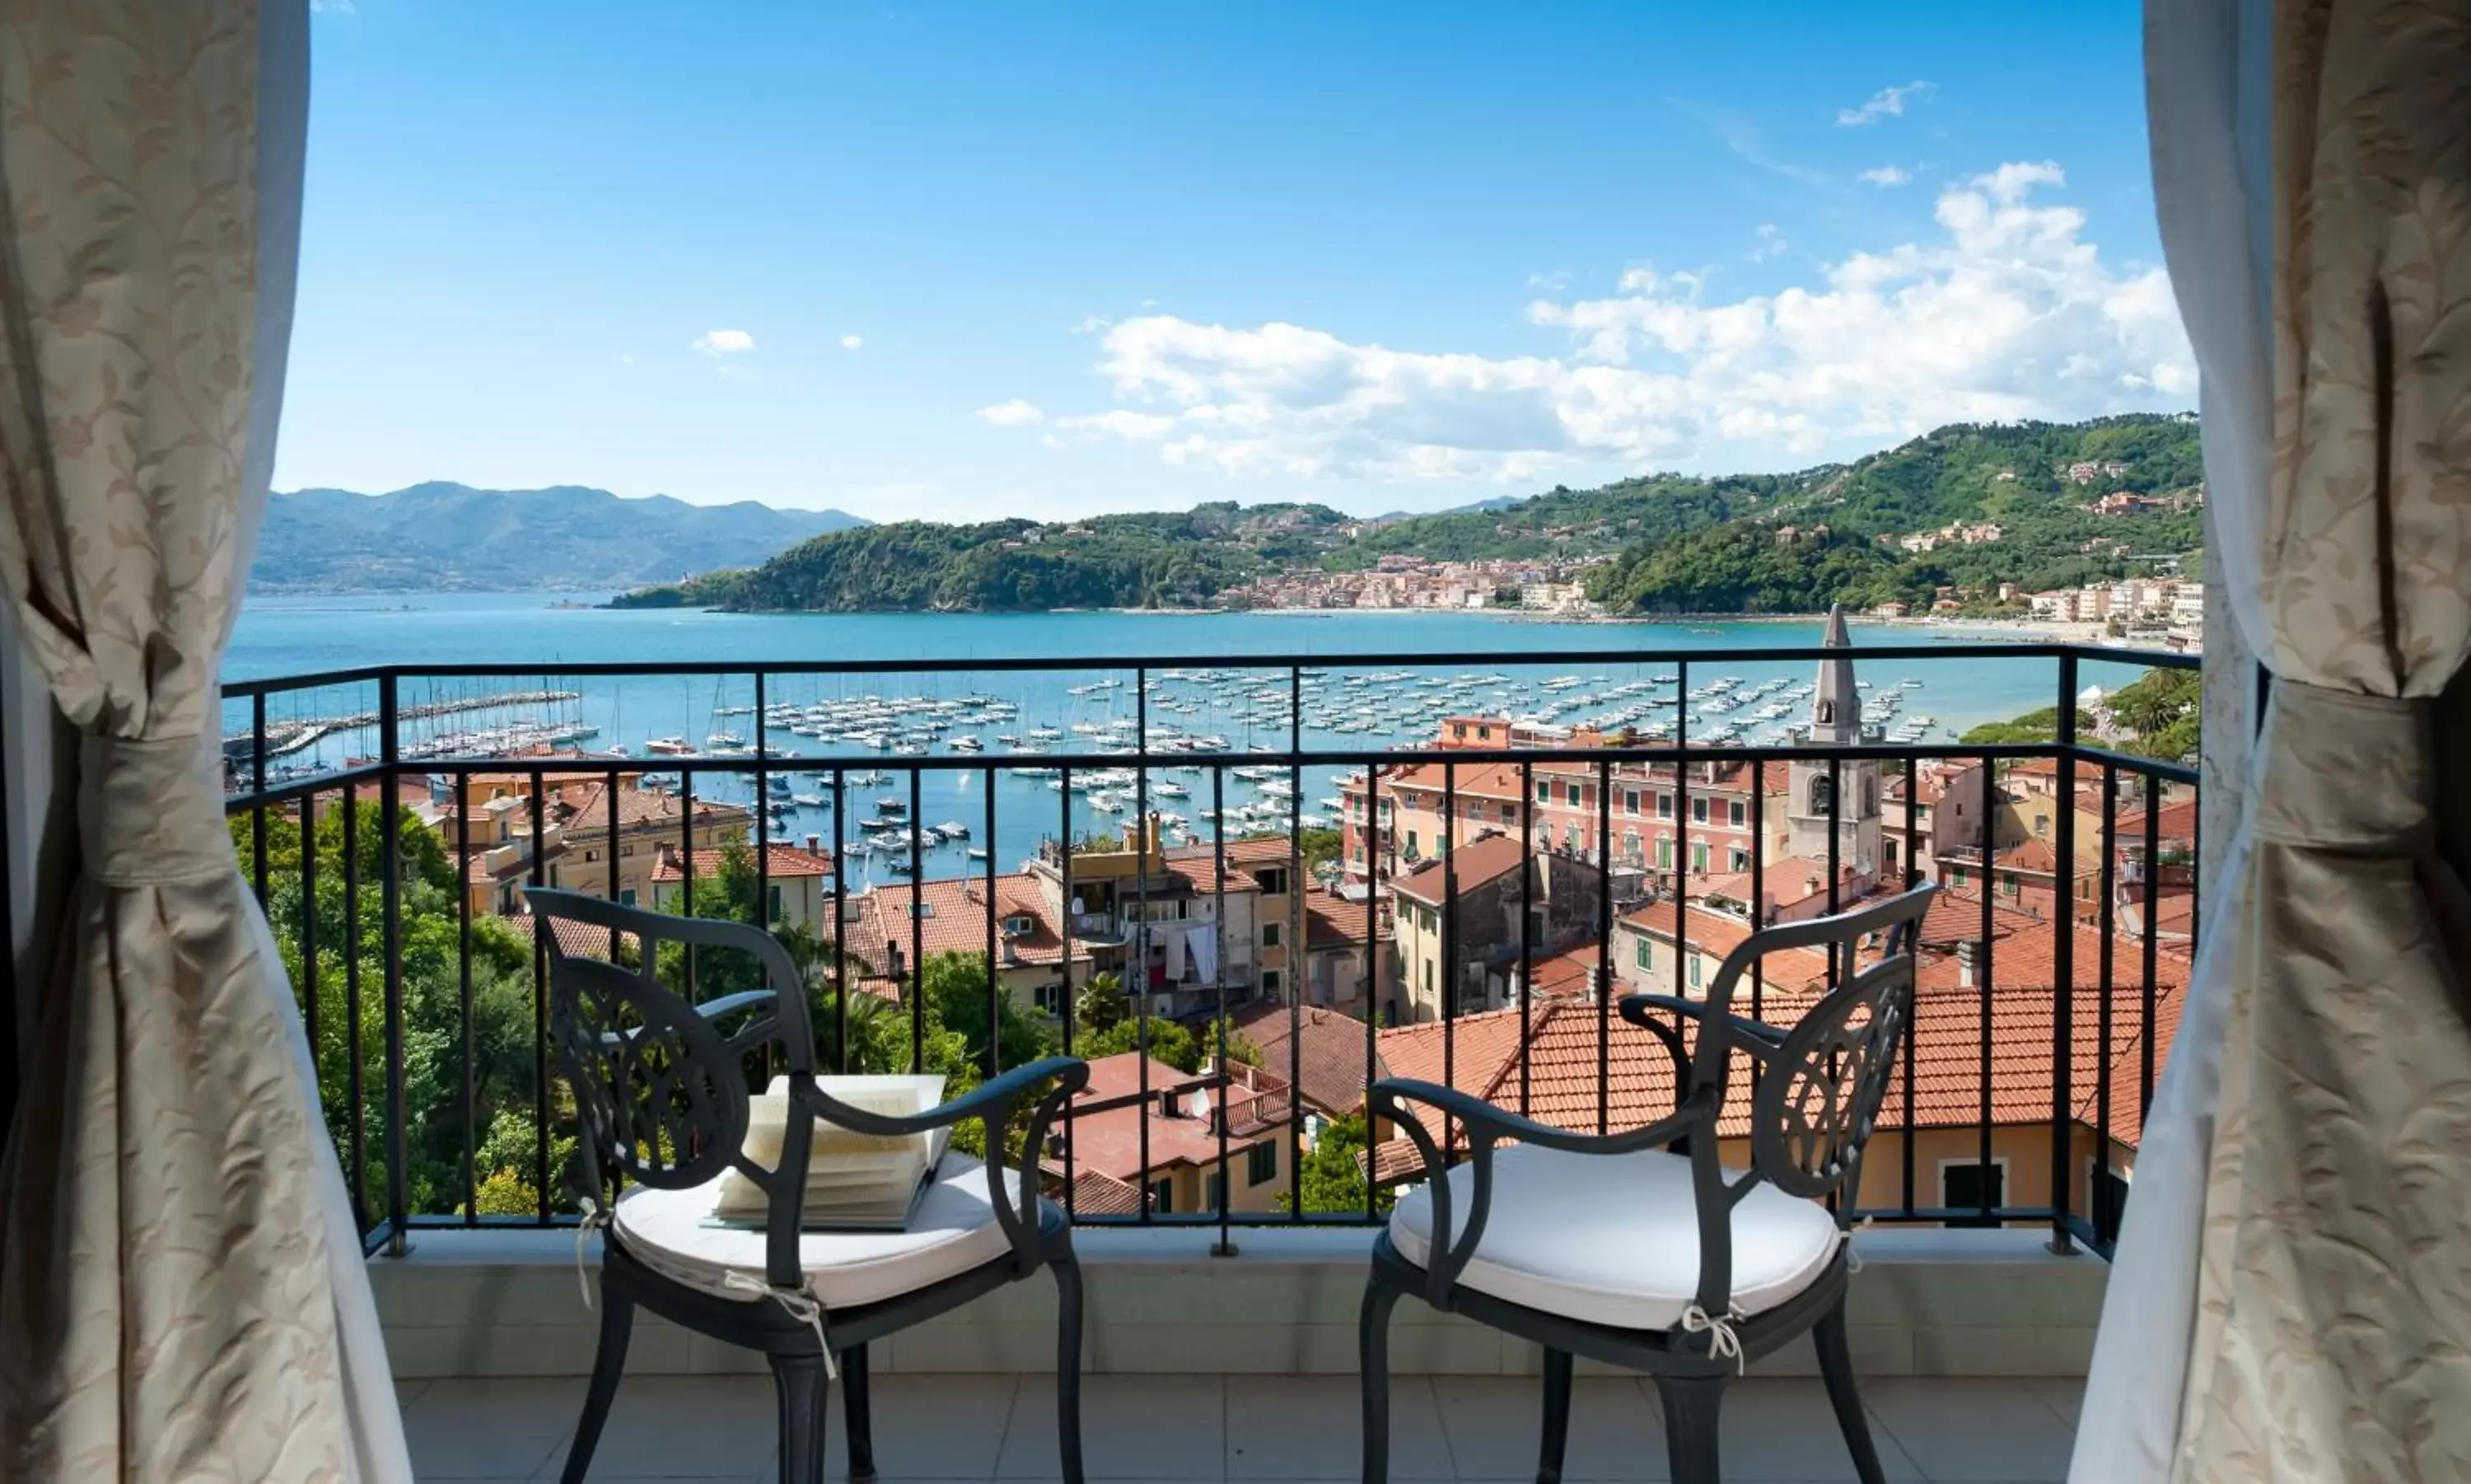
left=225, top=594, right=2154, bottom=880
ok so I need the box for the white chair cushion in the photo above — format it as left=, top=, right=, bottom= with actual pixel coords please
left=611, top=1151, right=1028, bottom=1310
left=1388, top=1144, right=1841, bottom=1332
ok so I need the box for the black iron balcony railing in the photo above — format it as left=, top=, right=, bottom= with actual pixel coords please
left=213, top=642, right=2199, bottom=1262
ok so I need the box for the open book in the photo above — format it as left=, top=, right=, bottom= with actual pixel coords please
left=710, top=1075, right=951, bottom=1231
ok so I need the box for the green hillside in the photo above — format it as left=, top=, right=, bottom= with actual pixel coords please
left=609, top=413, right=2203, bottom=615
left=616, top=502, right=1349, bottom=614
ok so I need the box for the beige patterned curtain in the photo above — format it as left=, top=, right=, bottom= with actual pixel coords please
left=2085, top=0, right=2471, bottom=1478
left=0, top=4, right=410, bottom=1481
left=2177, top=0, right=2471, bottom=1473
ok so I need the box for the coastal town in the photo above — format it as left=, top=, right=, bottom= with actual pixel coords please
left=367, top=609, right=2194, bottom=1225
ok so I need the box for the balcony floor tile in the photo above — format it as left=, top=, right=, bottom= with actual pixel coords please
left=401, top=1372, right=2074, bottom=1484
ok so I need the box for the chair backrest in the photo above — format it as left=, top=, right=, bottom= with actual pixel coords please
left=1693, top=884, right=1936, bottom=1212
left=525, top=889, right=818, bottom=1219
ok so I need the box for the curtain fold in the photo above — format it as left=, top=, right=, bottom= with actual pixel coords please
left=2086, top=1, right=2471, bottom=1477
left=0, top=4, right=411, bottom=1481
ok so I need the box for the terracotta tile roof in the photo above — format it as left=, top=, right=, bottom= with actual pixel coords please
left=1374, top=1005, right=1532, bottom=1099
left=846, top=871, right=1086, bottom=975
left=1046, top=1163, right=1147, bottom=1216
left=558, top=780, right=752, bottom=838
left=1231, top=1003, right=1371, bottom=1118
left=1362, top=915, right=2193, bottom=1183
left=1392, top=833, right=1530, bottom=906
left=651, top=846, right=833, bottom=882
left=1061, top=1052, right=1296, bottom=1183
left=1523, top=944, right=1605, bottom=1001
left=1301, top=889, right=1387, bottom=952
left=1694, top=856, right=1867, bottom=915
left=1617, top=903, right=1834, bottom=993
left=503, top=909, right=637, bottom=964
left=2114, top=798, right=2199, bottom=844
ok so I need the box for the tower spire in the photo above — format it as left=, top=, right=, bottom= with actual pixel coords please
left=1812, top=603, right=1859, bottom=744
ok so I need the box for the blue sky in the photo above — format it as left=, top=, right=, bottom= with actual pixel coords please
left=278, top=1, right=2186, bottom=521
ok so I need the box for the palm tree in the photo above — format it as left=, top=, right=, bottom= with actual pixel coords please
left=1074, top=972, right=1125, bottom=1036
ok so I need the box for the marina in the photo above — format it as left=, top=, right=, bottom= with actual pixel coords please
left=222, top=598, right=2160, bottom=884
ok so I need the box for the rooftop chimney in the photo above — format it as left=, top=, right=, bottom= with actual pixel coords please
left=807, top=834, right=820, bottom=853
left=1955, top=939, right=1980, bottom=989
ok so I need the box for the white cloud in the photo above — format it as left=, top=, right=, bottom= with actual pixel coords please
left=1007, top=162, right=2191, bottom=482
left=1858, top=165, right=1912, bottom=187
left=839, top=334, right=864, bottom=351
left=693, top=329, right=756, bottom=357
left=1838, top=81, right=1934, bottom=127
left=1749, top=224, right=1787, bottom=262
left=975, top=399, right=1047, bottom=427
left=1071, top=315, right=1113, bottom=335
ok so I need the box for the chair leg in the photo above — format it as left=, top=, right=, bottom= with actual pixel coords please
left=770, top=1351, right=831, bottom=1484
left=1537, top=1346, right=1573, bottom=1484
left=1815, top=1296, right=1888, bottom=1484
left=559, top=1279, right=633, bottom=1484
left=1053, top=1256, right=1087, bottom=1484
left=1359, top=1283, right=1400, bottom=1484
left=841, top=1342, right=875, bottom=1482
left=1653, top=1374, right=1726, bottom=1484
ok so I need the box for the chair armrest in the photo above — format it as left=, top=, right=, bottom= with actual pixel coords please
left=1368, top=1076, right=1710, bottom=1307
left=787, top=1057, right=1091, bottom=1267
left=1619, top=993, right=1791, bottom=1057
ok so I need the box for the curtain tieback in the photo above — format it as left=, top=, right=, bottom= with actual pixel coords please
left=2252, top=682, right=2433, bottom=854
left=78, top=733, right=231, bottom=887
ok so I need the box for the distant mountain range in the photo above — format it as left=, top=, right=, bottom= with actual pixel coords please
left=250, top=483, right=869, bottom=593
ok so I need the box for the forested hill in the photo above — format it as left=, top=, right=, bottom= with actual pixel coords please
left=609, top=413, right=2203, bottom=614
left=612, top=502, right=1351, bottom=613
left=1586, top=413, right=2204, bottom=614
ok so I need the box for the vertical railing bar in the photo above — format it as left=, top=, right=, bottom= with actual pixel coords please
left=1899, top=753, right=1917, bottom=1220
left=1287, top=665, right=1305, bottom=1221
left=1823, top=751, right=1843, bottom=1221
left=1977, top=749, right=1995, bottom=1222
left=2049, top=655, right=2079, bottom=1254
left=1362, top=763, right=1381, bottom=1223
left=1749, top=754, right=1766, bottom=1098
left=679, top=770, right=698, bottom=1002
left=1441, top=758, right=1458, bottom=1160
left=1826, top=755, right=1843, bottom=986
left=2140, top=772, right=2161, bottom=1121
left=984, top=762, right=1000, bottom=1080
left=1134, top=670, right=1152, bottom=1222
left=605, top=765, right=622, bottom=935
left=1595, top=758, right=1611, bottom=1136
left=252, top=693, right=270, bottom=910
left=530, top=772, right=550, bottom=1225
left=1058, top=764, right=1077, bottom=1220
left=1673, top=660, right=1690, bottom=1117
left=452, top=772, right=474, bottom=1223
left=754, top=674, right=773, bottom=1087
left=301, top=783, right=328, bottom=1195
left=909, top=764, right=925, bottom=1072
left=831, top=766, right=847, bottom=1073
left=1212, top=790, right=1234, bottom=1255
left=1519, top=758, right=1534, bottom=1118
left=2096, top=763, right=2119, bottom=1249
left=343, top=782, right=367, bottom=1232
left=379, top=674, right=406, bottom=1252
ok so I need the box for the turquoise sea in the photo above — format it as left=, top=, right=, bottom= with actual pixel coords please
left=225, top=594, right=2160, bottom=878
